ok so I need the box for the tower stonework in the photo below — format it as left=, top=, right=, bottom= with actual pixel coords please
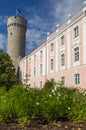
left=7, top=15, right=27, bottom=74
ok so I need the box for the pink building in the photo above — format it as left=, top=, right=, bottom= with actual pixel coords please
left=19, top=3, right=86, bottom=89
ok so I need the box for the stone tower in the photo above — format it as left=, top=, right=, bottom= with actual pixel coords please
left=7, top=15, right=27, bottom=75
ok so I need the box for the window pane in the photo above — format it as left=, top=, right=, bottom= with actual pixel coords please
left=34, top=55, right=36, bottom=61
left=74, top=73, right=80, bottom=84
left=51, top=43, right=54, bottom=51
left=40, top=81, right=42, bottom=88
left=74, top=26, right=79, bottom=38
left=61, top=35, right=64, bottom=45
left=34, top=67, right=36, bottom=76
left=40, top=50, right=43, bottom=58
left=51, top=59, right=54, bottom=70
left=61, top=76, right=65, bottom=85
left=74, top=47, right=79, bottom=62
left=61, top=54, right=65, bottom=66
left=40, top=64, right=42, bottom=73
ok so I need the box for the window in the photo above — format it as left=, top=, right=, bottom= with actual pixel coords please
left=51, top=43, right=54, bottom=51
left=50, top=59, right=54, bottom=70
left=74, top=47, right=79, bottom=62
left=23, top=61, right=25, bottom=68
left=61, top=53, right=65, bottom=66
left=34, top=67, right=36, bottom=76
left=40, top=50, right=43, bottom=58
left=34, top=55, right=36, bottom=61
left=74, top=73, right=80, bottom=84
left=29, top=69, right=31, bottom=77
left=74, top=26, right=79, bottom=38
left=34, top=82, right=36, bottom=87
left=40, top=64, right=42, bottom=74
left=61, top=35, right=65, bottom=45
left=40, top=81, right=42, bottom=88
left=29, top=58, right=31, bottom=64
left=61, top=76, right=65, bottom=85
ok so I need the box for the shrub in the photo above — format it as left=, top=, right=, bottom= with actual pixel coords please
left=0, top=81, right=86, bottom=124
left=0, top=50, right=17, bottom=90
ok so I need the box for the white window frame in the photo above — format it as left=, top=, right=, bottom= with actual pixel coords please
left=74, top=73, right=80, bottom=85
left=29, top=69, right=31, bottom=77
left=34, top=55, right=36, bottom=61
left=61, top=35, right=65, bottom=46
left=51, top=43, right=54, bottom=51
left=40, top=64, right=42, bottom=74
left=34, top=82, right=36, bottom=87
left=40, top=81, right=42, bottom=88
left=74, top=47, right=79, bottom=62
left=74, top=26, right=79, bottom=38
left=61, top=53, right=65, bottom=66
left=34, top=67, right=36, bottom=76
left=40, top=50, right=43, bottom=58
left=29, top=58, right=31, bottom=64
left=50, top=59, right=54, bottom=70
left=61, top=76, right=65, bottom=85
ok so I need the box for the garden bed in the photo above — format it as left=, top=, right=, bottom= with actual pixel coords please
left=0, top=119, right=86, bottom=130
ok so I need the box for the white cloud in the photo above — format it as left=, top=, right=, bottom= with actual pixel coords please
left=50, top=0, right=84, bottom=24
left=0, top=16, right=8, bottom=26
left=26, top=28, right=46, bottom=54
left=25, top=0, right=84, bottom=54
left=25, top=8, right=51, bottom=54
left=0, top=34, right=7, bottom=51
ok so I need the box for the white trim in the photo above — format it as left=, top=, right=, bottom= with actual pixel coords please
left=56, top=37, right=58, bottom=72
left=82, top=17, right=86, bottom=64
left=67, top=28, right=71, bottom=69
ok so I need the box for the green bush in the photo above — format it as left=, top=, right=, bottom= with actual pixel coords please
left=0, top=50, right=17, bottom=90
left=0, top=85, right=42, bottom=124
left=0, top=80, right=86, bottom=124
left=68, top=89, right=86, bottom=122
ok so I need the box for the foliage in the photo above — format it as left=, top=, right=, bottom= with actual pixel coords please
left=0, top=80, right=86, bottom=124
left=0, top=50, right=16, bottom=90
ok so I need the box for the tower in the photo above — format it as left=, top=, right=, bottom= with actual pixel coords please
left=7, top=15, right=27, bottom=75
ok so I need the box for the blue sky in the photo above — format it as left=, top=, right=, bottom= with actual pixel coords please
left=0, top=0, right=85, bottom=55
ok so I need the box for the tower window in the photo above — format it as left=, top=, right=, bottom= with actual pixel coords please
left=10, top=32, right=12, bottom=35
left=14, top=16, right=17, bottom=18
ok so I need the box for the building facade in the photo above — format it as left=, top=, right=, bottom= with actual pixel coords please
left=19, top=3, right=86, bottom=89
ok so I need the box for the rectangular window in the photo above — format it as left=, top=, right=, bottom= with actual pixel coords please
left=61, top=35, right=65, bottom=45
left=40, top=64, right=42, bottom=74
left=61, top=53, right=65, bottom=66
left=34, top=55, right=36, bottom=61
left=40, top=50, right=43, bottom=58
left=50, top=59, right=54, bottom=70
left=29, top=58, right=31, bottom=64
left=74, top=73, right=80, bottom=84
left=61, top=76, right=65, bottom=85
left=34, top=82, right=36, bottom=87
left=51, top=43, right=54, bottom=51
left=34, top=67, right=36, bottom=76
left=74, top=26, right=79, bottom=38
left=74, top=47, right=79, bottom=62
left=40, top=81, right=42, bottom=88
left=29, top=69, right=31, bottom=77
